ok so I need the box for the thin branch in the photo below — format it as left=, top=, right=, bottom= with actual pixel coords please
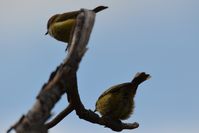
left=45, top=104, right=74, bottom=129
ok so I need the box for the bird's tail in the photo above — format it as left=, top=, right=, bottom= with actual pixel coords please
left=92, top=6, right=108, bottom=13
left=131, top=72, right=151, bottom=85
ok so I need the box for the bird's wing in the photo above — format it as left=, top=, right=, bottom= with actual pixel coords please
left=98, top=83, right=132, bottom=100
left=55, top=11, right=80, bottom=22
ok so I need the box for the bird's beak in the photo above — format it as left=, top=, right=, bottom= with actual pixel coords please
left=45, top=31, right=48, bottom=35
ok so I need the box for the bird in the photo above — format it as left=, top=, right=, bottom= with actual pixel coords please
left=45, top=6, right=108, bottom=50
left=95, top=72, right=151, bottom=120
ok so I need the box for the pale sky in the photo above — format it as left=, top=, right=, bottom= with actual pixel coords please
left=0, top=0, right=199, bottom=133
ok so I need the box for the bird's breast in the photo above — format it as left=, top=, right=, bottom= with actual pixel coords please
left=49, top=19, right=76, bottom=43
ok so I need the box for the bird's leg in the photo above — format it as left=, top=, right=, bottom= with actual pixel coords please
left=65, top=45, right=69, bottom=52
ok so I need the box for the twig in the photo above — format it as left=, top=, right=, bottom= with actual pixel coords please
left=45, top=104, right=74, bottom=129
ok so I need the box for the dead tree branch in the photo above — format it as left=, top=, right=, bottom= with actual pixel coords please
left=8, top=7, right=139, bottom=133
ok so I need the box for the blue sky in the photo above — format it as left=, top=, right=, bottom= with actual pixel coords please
left=0, top=0, right=199, bottom=133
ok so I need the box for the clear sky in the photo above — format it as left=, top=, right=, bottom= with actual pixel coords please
left=0, top=0, right=199, bottom=133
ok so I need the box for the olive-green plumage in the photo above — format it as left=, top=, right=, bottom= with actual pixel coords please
left=45, top=6, right=108, bottom=49
left=95, top=72, right=151, bottom=120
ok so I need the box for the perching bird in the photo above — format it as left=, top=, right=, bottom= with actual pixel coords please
left=45, top=6, right=108, bottom=50
left=95, top=72, right=151, bottom=120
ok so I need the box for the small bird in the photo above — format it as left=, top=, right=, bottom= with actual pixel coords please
left=95, top=72, right=151, bottom=120
left=45, top=6, right=108, bottom=50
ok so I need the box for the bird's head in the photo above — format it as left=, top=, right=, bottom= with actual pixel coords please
left=45, top=14, right=59, bottom=35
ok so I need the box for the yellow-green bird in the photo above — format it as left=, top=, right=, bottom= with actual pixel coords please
left=95, top=72, right=151, bottom=120
left=45, top=6, right=108, bottom=50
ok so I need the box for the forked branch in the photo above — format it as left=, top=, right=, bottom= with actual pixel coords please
left=8, top=7, right=139, bottom=133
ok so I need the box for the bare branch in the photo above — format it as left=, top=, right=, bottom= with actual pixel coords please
left=8, top=7, right=139, bottom=133
left=45, top=104, right=74, bottom=129
left=8, top=9, right=95, bottom=133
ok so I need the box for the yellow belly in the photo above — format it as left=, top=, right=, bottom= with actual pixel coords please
left=50, top=19, right=76, bottom=43
left=96, top=92, right=134, bottom=120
